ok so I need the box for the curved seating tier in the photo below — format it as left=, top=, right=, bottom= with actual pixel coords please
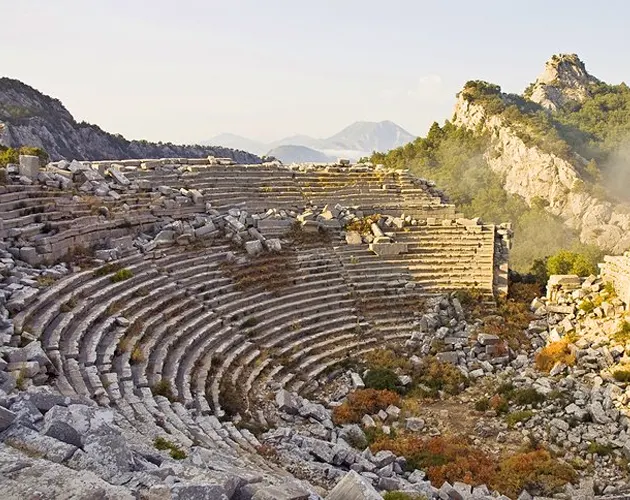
left=124, top=166, right=454, bottom=217
left=16, top=239, right=426, bottom=453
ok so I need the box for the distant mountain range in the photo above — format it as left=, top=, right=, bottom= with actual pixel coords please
left=0, top=78, right=260, bottom=163
left=202, top=120, right=416, bottom=164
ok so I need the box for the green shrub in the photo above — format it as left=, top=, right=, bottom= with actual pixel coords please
left=92, top=262, right=123, bottom=277
left=60, top=296, right=77, bottom=313
left=152, top=379, right=175, bottom=401
left=587, top=442, right=614, bottom=456
left=579, top=299, right=595, bottom=314
left=383, top=492, right=427, bottom=500
left=613, top=369, right=630, bottom=383
left=505, top=410, right=534, bottom=428
left=614, top=322, right=630, bottom=344
left=474, top=397, right=490, bottom=412
left=364, top=368, right=404, bottom=393
left=111, top=268, right=133, bottom=282
left=546, top=249, right=600, bottom=277
left=511, top=388, right=546, bottom=407
left=153, top=437, right=186, bottom=460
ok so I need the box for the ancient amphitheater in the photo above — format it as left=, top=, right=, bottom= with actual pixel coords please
left=0, top=155, right=517, bottom=499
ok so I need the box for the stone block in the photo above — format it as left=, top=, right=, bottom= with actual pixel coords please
left=265, top=238, right=282, bottom=252
left=0, top=406, right=17, bottom=432
left=325, top=470, right=381, bottom=500
left=275, top=390, right=298, bottom=414
left=368, top=242, right=407, bottom=257
left=195, top=222, right=216, bottom=239
left=245, top=240, right=263, bottom=256
left=19, top=155, right=40, bottom=178
left=436, top=351, right=458, bottom=364
left=345, top=231, right=362, bottom=245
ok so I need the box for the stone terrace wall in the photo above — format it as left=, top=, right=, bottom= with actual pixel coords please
left=2, top=156, right=511, bottom=297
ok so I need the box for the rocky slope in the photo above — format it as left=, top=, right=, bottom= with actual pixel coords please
left=452, top=54, right=630, bottom=253
left=0, top=78, right=260, bottom=163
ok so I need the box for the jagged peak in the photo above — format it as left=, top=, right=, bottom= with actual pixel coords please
left=527, top=53, right=600, bottom=110
left=537, top=53, right=599, bottom=86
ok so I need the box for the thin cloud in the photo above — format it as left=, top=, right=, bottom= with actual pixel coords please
left=407, top=74, right=443, bottom=99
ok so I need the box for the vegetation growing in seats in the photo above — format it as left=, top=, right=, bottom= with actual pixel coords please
left=15, top=366, right=28, bottom=390
left=93, top=262, right=123, bottom=277
left=60, top=296, right=77, bottom=313
left=36, top=275, right=57, bottom=287
left=130, top=346, right=145, bottom=364
left=111, top=268, right=133, bottom=282
left=152, top=379, right=175, bottom=402
left=286, top=221, right=332, bottom=246
left=365, top=349, right=412, bottom=371
left=154, top=437, right=187, bottom=460
left=613, top=369, right=630, bottom=383
left=220, top=252, right=296, bottom=295
left=345, top=214, right=381, bottom=235
left=219, top=382, right=245, bottom=417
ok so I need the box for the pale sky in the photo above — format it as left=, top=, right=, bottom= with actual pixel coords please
left=2, top=1, right=629, bottom=144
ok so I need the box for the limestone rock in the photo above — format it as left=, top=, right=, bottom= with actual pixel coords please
left=325, top=470, right=382, bottom=500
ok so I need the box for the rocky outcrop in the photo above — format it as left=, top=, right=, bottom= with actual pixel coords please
left=0, top=78, right=260, bottom=163
left=453, top=90, right=630, bottom=253
left=528, top=54, right=601, bottom=111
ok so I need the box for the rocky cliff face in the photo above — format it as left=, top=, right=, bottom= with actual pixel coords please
left=0, top=78, right=260, bottom=163
left=453, top=56, right=630, bottom=253
left=527, top=53, right=601, bottom=111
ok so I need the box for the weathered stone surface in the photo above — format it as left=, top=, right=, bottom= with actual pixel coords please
left=325, top=470, right=382, bottom=500
left=405, top=417, right=425, bottom=432
left=368, top=242, right=408, bottom=256
left=275, top=390, right=299, bottom=414
left=345, top=231, right=362, bottom=245
left=0, top=443, right=134, bottom=499
left=245, top=240, right=263, bottom=256
left=43, top=420, right=83, bottom=448
left=0, top=406, right=17, bottom=432
left=18, top=155, right=40, bottom=178
left=171, top=483, right=229, bottom=500
left=2, top=424, right=77, bottom=463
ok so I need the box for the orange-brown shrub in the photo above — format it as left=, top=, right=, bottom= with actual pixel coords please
left=332, top=389, right=401, bottom=424
left=371, top=435, right=496, bottom=486
left=491, top=449, right=576, bottom=498
left=535, top=340, right=575, bottom=373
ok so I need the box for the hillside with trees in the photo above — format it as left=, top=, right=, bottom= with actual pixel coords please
left=373, top=54, right=630, bottom=275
